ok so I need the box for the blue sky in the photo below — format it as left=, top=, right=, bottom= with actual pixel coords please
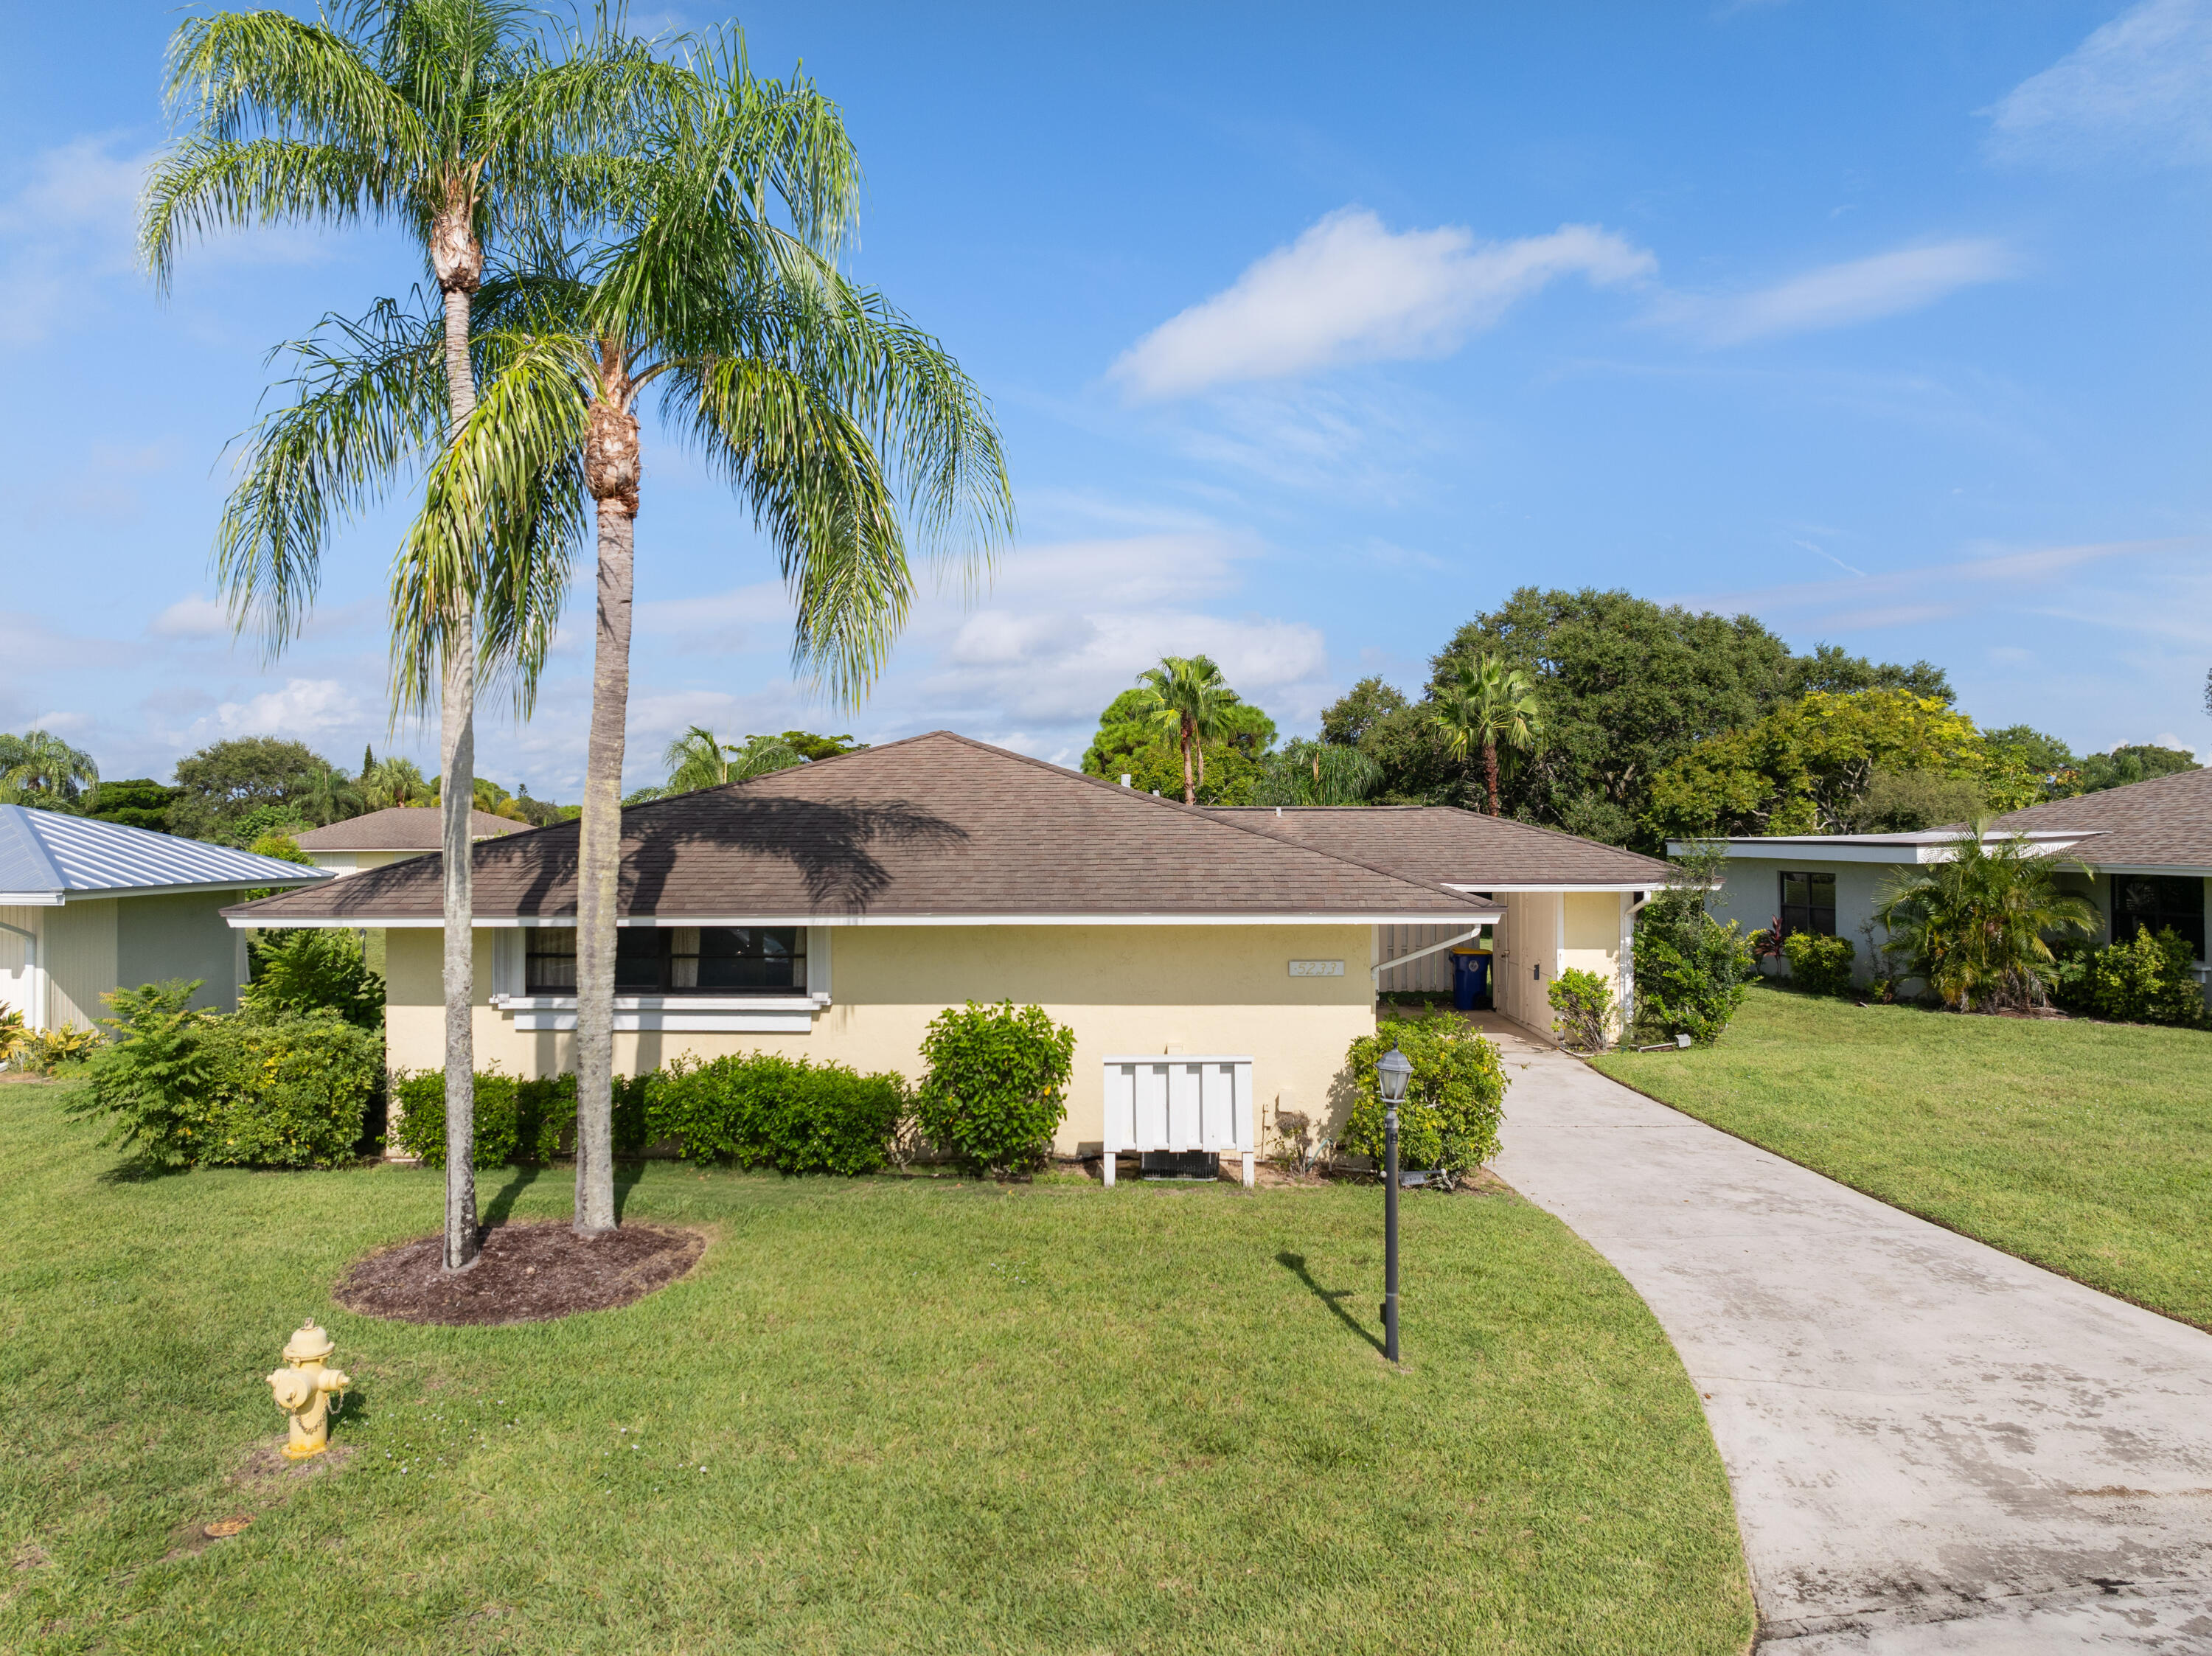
left=4, top=0, right=2210, bottom=795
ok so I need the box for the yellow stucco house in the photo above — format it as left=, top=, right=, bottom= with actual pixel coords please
left=229, top=733, right=1669, bottom=1158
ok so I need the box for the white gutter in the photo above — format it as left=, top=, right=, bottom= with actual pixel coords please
left=0, top=915, right=44, bottom=1034
left=1371, top=925, right=1492, bottom=984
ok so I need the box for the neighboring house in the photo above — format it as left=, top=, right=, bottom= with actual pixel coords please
left=1688, top=765, right=2212, bottom=995
left=293, top=805, right=531, bottom=877
left=228, top=733, right=1666, bottom=1155
left=0, top=805, right=330, bottom=1032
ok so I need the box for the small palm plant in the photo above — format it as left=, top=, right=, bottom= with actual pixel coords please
left=1130, top=655, right=1242, bottom=805
left=1872, top=824, right=2096, bottom=1011
left=1433, top=655, right=1541, bottom=815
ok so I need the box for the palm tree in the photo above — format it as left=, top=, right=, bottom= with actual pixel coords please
left=360, top=755, right=434, bottom=809
left=294, top=762, right=363, bottom=825
left=0, top=731, right=99, bottom=805
left=1250, top=737, right=1381, bottom=807
left=1130, top=656, right=1242, bottom=805
left=144, top=1, right=665, bottom=1273
left=400, top=39, right=1013, bottom=1236
left=656, top=726, right=805, bottom=795
left=1873, top=824, right=2096, bottom=1011
left=1433, top=655, right=1542, bottom=815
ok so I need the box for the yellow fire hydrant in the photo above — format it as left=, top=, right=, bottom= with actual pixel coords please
left=267, top=1321, right=351, bottom=1459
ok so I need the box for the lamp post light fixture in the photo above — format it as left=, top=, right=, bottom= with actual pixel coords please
left=1375, top=1043, right=1413, bottom=1364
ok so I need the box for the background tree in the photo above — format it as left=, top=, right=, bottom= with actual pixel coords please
left=776, top=731, right=865, bottom=761
left=1081, top=687, right=1276, bottom=804
left=1127, top=655, right=1245, bottom=804
left=1782, top=642, right=1952, bottom=703
left=86, top=780, right=186, bottom=833
left=1324, top=588, right=1960, bottom=843
left=146, top=0, right=664, bottom=1273
left=400, top=40, right=1012, bottom=1237
left=1248, top=737, right=1380, bottom=807
left=360, top=754, right=434, bottom=809
left=0, top=731, right=100, bottom=809
left=167, top=737, right=331, bottom=840
left=1432, top=655, right=1541, bottom=815
left=2076, top=743, right=2197, bottom=794
left=650, top=726, right=805, bottom=795
left=1646, top=689, right=2035, bottom=841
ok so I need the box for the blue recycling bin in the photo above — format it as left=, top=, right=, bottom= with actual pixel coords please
left=1449, top=947, right=1492, bottom=1012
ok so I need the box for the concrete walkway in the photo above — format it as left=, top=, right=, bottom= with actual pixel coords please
left=1478, top=1017, right=2212, bottom=1652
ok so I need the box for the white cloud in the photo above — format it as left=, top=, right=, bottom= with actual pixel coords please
left=1987, top=0, right=2212, bottom=167
left=187, top=678, right=367, bottom=744
left=0, top=136, right=146, bottom=344
left=1670, top=240, right=2015, bottom=346
left=1110, top=208, right=1655, bottom=400
left=150, top=594, right=230, bottom=640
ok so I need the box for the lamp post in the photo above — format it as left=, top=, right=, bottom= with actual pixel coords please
left=1375, top=1043, right=1412, bottom=1364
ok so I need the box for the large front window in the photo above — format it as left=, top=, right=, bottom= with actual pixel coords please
left=525, top=927, right=807, bottom=995
left=2111, top=874, right=2205, bottom=961
left=1778, top=871, right=1836, bottom=938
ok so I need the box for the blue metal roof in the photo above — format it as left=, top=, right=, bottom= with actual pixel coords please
left=0, top=805, right=333, bottom=902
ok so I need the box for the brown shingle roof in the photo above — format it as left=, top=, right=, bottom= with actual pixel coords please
left=1208, top=807, right=1674, bottom=888
left=228, top=733, right=1496, bottom=925
left=293, top=806, right=530, bottom=852
left=1989, top=766, right=2212, bottom=871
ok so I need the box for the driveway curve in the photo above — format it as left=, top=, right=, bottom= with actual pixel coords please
left=1480, top=1017, right=2212, bottom=1652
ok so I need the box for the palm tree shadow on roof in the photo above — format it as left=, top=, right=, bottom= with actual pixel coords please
left=504, top=793, right=971, bottom=918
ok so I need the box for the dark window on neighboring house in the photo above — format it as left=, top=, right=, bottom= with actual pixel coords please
left=525, top=929, right=576, bottom=992
left=2110, top=874, right=2205, bottom=961
left=525, top=926, right=807, bottom=995
left=1779, top=871, right=1837, bottom=938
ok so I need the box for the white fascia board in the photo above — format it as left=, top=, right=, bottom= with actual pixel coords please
left=2079, top=863, right=2212, bottom=877
left=0, top=892, right=66, bottom=906
left=1443, top=882, right=1652, bottom=893
left=65, top=876, right=329, bottom=903
left=230, top=908, right=1500, bottom=930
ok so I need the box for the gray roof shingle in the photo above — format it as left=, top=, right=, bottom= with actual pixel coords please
left=1989, top=766, right=2212, bottom=871
left=227, top=733, right=1500, bottom=925
left=0, top=805, right=331, bottom=902
left=1208, top=806, right=1674, bottom=888
left=293, top=806, right=530, bottom=852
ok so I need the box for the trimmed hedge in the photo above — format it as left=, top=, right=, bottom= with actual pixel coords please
left=389, top=1068, right=650, bottom=1168
left=649, top=1053, right=909, bottom=1175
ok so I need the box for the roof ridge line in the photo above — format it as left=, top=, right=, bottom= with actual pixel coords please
left=1213, top=800, right=1674, bottom=877
left=919, top=734, right=1491, bottom=908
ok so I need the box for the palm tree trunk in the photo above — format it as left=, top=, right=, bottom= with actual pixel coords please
left=1483, top=738, right=1501, bottom=816
left=1181, top=716, right=1196, bottom=805
left=574, top=358, right=641, bottom=1237
left=437, top=276, right=479, bottom=1273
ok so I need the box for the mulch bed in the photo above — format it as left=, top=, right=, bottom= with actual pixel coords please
left=335, top=1220, right=705, bottom=1326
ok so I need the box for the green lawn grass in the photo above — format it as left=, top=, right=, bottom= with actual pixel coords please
left=1595, top=984, right=2212, bottom=1329
left=0, top=1082, right=1749, bottom=1655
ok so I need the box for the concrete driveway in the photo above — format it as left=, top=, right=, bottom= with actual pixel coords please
left=1478, top=1018, right=2212, bottom=1652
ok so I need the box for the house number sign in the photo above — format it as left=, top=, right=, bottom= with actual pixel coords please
left=1287, top=959, right=1344, bottom=977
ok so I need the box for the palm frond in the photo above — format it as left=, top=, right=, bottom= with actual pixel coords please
left=215, top=295, right=448, bottom=655
left=143, top=136, right=411, bottom=288
left=162, top=9, right=428, bottom=178
left=389, top=327, right=591, bottom=715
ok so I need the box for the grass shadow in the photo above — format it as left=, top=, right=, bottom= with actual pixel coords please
left=1276, top=1250, right=1383, bottom=1354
